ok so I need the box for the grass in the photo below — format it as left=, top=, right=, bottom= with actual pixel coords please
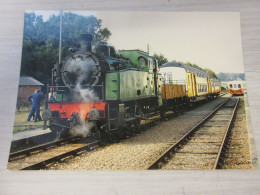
left=13, top=106, right=45, bottom=133
left=239, top=99, right=245, bottom=114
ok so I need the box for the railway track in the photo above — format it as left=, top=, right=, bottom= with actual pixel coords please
left=7, top=134, right=100, bottom=170
left=147, top=96, right=239, bottom=170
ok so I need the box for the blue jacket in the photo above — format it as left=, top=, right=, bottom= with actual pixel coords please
left=27, top=93, right=45, bottom=107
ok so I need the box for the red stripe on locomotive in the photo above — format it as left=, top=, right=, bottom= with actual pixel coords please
left=48, top=102, right=107, bottom=119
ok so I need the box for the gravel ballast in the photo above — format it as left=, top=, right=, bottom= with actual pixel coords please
left=222, top=97, right=252, bottom=169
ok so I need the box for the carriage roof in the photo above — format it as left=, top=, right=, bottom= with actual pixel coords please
left=161, top=62, right=209, bottom=78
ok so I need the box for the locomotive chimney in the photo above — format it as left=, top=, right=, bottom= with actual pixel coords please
left=80, top=33, right=93, bottom=52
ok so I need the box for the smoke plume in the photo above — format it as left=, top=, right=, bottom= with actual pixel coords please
left=69, top=79, right=99, bottom=137
left=70, top=120, right=95, bottom=137
left=73, top=83, right=99, bottom=102
left=69, top=84, right=99, bottom=137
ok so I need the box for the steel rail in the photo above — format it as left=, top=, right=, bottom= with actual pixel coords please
left=147, top=97, right=231, bottom=170
left=214, top=97, right=240, bottom=169
left=20, top=140, right=100, bottom=170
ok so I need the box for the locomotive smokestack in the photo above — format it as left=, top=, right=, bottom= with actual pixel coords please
left=80, top=33, right=93, bottom=52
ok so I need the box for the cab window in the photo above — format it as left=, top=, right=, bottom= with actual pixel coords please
left=138, top=57, right=146, bottom=68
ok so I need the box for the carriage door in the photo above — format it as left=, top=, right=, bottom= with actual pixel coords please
left=207, top=77, right=212, bottom=94
left=186, top=72, right=195, bottom=97
left=191, top=73, right=197, bottom=97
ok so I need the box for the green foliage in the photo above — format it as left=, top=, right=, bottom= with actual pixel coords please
left=185, top=62, right=202, bottom=71
left=204, top=68, right=218, bottom=78
left=20, top=12, right=111, bottom=84
left=152, top=53, right=168, bottom=66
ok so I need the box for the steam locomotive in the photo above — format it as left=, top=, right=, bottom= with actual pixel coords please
left=42, top=33, right=220, bottom=139
left=43, top=34, right=162, bottom=139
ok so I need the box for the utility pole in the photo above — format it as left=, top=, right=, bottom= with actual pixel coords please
left=147, top=44, right=149, bottom=54
left=59, top=10, right=63, bottom=64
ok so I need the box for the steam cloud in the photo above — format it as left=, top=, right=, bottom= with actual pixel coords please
left=70, top=120, right=95, bottom=137
left=74, top=83, right=99, bottom=102
left=67, top=57, right=99, bottom=137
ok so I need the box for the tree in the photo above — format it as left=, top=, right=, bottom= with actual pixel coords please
left=20, top=12, right=111, bottom=84
left=152, top=53, right=168, bottom=66
left=218, top=72, right=245, bottom=81
left=204, top=68, right=218, bottom=78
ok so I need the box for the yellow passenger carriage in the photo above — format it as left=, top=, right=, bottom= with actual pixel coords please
left=159, top=62, right=220, bottom=106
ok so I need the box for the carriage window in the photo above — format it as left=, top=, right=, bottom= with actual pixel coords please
left=168, top=73, right=173, bottom=83
left=152, top=60, right=156, bottom=69
left=238, top=84, right=241, bottom=88
left=139, top=57, right=146, bottom=68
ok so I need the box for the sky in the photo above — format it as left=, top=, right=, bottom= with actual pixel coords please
left=29, top=11, right=244, bottom=74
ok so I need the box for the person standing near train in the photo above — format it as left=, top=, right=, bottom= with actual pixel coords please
left=27, top=89, right=45, bottom=122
